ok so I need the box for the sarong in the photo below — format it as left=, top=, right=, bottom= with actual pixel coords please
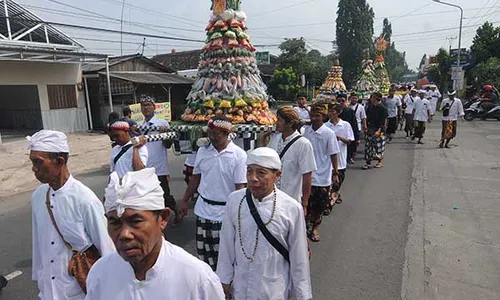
left=414, top=121, right=426, bottom=139
left=196, top=217, right=222, bottom=271
left=387, top=117, right=398, bottom=134
left=441, top=120, right=457, bottom=140
left=404, top=113, right=414, bottom=134
left=327, top=169, right=346, bottom=212
left=307, top=186, right=330, bottom=229
left=364, top=131, right=386, bottom=162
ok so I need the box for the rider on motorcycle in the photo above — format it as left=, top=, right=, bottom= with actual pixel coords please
left=480, top=84, right=498, bottom=114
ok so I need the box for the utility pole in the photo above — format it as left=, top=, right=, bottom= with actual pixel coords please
left=141, top=38, right=146, bottom=55
left=120, top=0, right=126, bottom=56
left=446, top=36, right=457, bottom=53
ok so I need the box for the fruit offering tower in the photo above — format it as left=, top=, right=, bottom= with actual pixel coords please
left=373, top=35, right=391, bottom=95
left=181, top=0, right=276, bottom=125
left=319, top=57, right=347, bottom=95
left=356, top=50, right=379, bottom=93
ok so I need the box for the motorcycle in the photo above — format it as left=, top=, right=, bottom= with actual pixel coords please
left=464, top=100, right=500, bottom=121
left=463, top=94, right=480, bottom=110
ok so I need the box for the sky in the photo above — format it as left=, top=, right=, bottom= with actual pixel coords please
left=14, top=0, right=500, bottom=71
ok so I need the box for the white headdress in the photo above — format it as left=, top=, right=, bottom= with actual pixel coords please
left=105, top=168, right=165, bottom=217
left=26, top=130, right=70, bottom=153
left=246, top=147, right=282, bottom=170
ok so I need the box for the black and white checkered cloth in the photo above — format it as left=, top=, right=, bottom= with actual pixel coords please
left=137, top=125, right=162, bottom=132
left=196, top=216, right=222, bottom=271
left=143, top=132, right=178, bottom=142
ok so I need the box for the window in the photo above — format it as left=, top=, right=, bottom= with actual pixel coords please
left=47, top=85, right=77, bottom=109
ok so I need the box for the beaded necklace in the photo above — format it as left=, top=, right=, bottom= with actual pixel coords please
left=237, top=187, right=277, bottom=262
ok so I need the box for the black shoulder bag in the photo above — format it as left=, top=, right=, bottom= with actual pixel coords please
left=113, top=144, right=133, bottom=165
left=279, top=135, right=302, bottom=159
left=245, top=189, right=290, bottom=262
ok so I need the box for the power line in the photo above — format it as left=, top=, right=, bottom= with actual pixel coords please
left=251, top=0, right=316, bottom=18
left=0, top=16, right=205, bottom=43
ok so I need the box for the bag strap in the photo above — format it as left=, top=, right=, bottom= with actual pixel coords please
left=245, top=189, right=290, bottom=262
left=353, top=104, right=359, bottom=114
left=113, top=144, right=133, bottom=165
left=279, top=135, right=302, bottom=160
left=45, top=188, right=72, bottom=250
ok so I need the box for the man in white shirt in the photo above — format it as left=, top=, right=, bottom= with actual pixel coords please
left=259, top=106, right=316, bottom=211
left=179, top=117, right=247, bottom=270
left=303, top=101, right=340, bottom=242
left=28, top=130, right=115, bottom=300
left=217, top=147, right=312, bottom=300
left=412, top=90, right=433, bottom=144
left=349, top=92, right=366, bottom=163
left=439, top=90, right=465, bottom=148
left=428, top=86, right=442, bottom=115
left=108, top=120, right=148, bottom=178
left=383, top=86, right=402, bottom=143
left=86, top=168, right=225, bottom=300
left=295, top=96, right=311, bottom=120
left=326, top=103, right=354, bottom=213
left=139, top=95, right=179, bottom=222
left=403, top=89, right=418, bottom=138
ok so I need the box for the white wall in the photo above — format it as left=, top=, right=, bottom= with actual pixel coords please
left=0, top=60, right=88, bottom=133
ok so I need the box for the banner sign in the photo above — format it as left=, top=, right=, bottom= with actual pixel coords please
left=129, top=102, right=172, bottom=123
left=256, top=51, right=271, bottom=65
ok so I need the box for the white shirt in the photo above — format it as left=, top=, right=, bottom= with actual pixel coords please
left=31, top=176, right=115, bottom=300
left=440, top=98, right=465, bottom=121
left=325, top=120, right=354, bottom=170
left=141, top=116, right=170, bottom=176
left=294, top=106, right=311, bottom=120
left=413, top=98, right=432, bottom=122
left=193, top=142, right=247, bottom=221
left=267, top=131, right=317, bottom=202
left=184, top=153, right=197, bottom=168
left=110, top=142, right=148, bottom=178
left=404, top=95, right=417, bottom=114
left=217, top=188, right=312, bottom=300
left=303, top=124, right=340, bottom=187
left=349, top=103, right=366, bottom=132
left=384, top=95, right=402, bottom=118
left=429, top=90, right=441, bottom=101
left=86, top=238, right=225, bottom=300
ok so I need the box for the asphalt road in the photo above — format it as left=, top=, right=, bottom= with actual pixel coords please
left=1, top=119, right=498, bottom=299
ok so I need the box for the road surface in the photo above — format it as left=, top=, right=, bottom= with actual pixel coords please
left=0, top=120, right=499, bottom=299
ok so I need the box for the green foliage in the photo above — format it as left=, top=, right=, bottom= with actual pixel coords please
left=336, top=0, right=375, bottom=86
left=377, top=18, right=410, bottom=82
left=469, top=57, right=500, bottom=88
left=426, top=48, right=451, bottom=92
left=276, top=38, right=332, bottom=89
left=470, top=22, right=500, bottom=66
left=269, top=67, right=301, bottom=101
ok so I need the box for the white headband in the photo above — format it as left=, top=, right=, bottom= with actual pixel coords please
left=105, top=168, right=165, bottom=217
left=26, top=130, right=69, bottom=153
left=247, top=147, right=282, bottom=170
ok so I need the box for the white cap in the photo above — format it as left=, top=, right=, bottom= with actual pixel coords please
left=105, top=168, right=165, bottom=217
left=246, top=147, right=282, bottom=170
left=447, top=90, right=456, bottom=96
left=26, top=130, right=69, bottom=153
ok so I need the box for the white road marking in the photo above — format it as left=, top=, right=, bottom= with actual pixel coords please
left=5, top=270, right=22, bottom=281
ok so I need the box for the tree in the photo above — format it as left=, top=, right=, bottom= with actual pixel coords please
left=470, top=22, right=500, bottom=65
left=336, top=0, right=375, bottom=86
left=276, top=38, right=332, bottom=90
left=469, top=57, right=500, bottom=88
left=426, top=48, right=451, bottom=93
left=268, top=67, right=301, bottom=101
left=376, top=18, right=410, bottom=82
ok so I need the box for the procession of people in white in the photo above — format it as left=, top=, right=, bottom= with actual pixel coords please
left=26, top=88, right=464, bottom=299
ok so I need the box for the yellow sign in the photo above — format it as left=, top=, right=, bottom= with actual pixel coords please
left=129, top=102, right=172, bottom=123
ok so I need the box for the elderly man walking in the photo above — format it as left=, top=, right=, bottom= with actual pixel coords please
left=217, top=147, right=312, bottom=300
left=28, top=130, right=114, bottom=300
left=179, top=116, right=247, bottom=270
left=86, top=168, right=225, bottom=300
left=439, top=90, right=465, bottom=148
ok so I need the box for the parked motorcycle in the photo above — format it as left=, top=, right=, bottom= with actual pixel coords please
left=464, top=100, right=500, bottom=121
